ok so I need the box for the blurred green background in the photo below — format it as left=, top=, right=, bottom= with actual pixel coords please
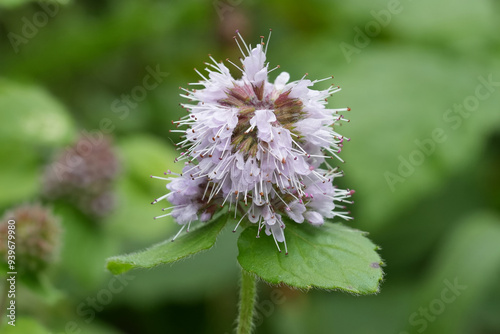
left=1, top=0, right=499, bottom=333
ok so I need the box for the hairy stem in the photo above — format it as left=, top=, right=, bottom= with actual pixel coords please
left=236, top=269, right=257, bottom=334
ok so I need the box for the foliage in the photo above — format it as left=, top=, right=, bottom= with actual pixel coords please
left=0, top=0, right=499, bottom=333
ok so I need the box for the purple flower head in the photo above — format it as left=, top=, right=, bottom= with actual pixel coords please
left=152, top=32, right=353, bottom=254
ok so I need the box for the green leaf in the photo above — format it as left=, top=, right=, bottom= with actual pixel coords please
left=106, top=214, right=228, bottom=275
left=0, top=145, right=39, bottom=207
left=113, top=226, right=240, bottom=306
left=117, top=134, right=182, bottom=184
left=0, top=0, right=70, bottom=9
left=105, top=135, right=181, bottom=243
left=0, top=0, right=35, bottom=8
left=0, top=78, right=75, bottom=146
left=237, top=220, right=383, bottom=294
left=20, top=273, right=64, bottom=305
left=2, top=317, right=50, bottom=334
left=0, top=79, right=75, bottom=206
left=403, top=212, right=500, bottom=334
left=330, top=46, right=500, bottom=231
left=54, top=203, right=118, bottom=291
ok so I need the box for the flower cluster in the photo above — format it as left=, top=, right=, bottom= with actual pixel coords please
left=152, top=32, right=353, bottom=253
left=0, top=203, right=61, bottom=275
left=43, top=136, right=119, bottom=218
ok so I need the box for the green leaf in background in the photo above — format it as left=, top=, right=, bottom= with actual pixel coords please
left=113, top=225, right=240, bottom=306
left=21, top=273, right=64, bottom=305
left=54, top=203, right=118, bottom=292
left=0, top=0, right=37, bottom=8
left=106, top=213, right=228, bottom=275
left=116, top=134, right=182, bottom=184
left=0, top=79, right=75, bottom=206
left=0, top=145, right=39, bottom=207
left=0, top=0, right=70, bottom=9
left=105, top=134, right=181, bottom=243
left=237, top=220, right=383, bottom=294
left=0, top=78, right=75, bottom=146
left=336, top=0, right=496, bottom=48
left=402, top=212, right=500, bottom=334
left=2, top=317, right=50, bottom=334
left=331, top=46, right=500, bottom=231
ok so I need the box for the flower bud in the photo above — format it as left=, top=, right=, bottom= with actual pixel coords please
left=0, top=203, right=61, bottom=275
left=43, top=136, right=119, bottom=218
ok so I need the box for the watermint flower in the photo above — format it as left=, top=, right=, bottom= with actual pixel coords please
left=0, top=203, right=61, bottom=275
left=152, top=32, right=353, bottom=253
left=43, top=136, right=119, bottom=218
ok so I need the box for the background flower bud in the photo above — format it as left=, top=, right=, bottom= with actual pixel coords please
left=0, top=203, right=62, bottom=275
left=42, top=136, right=119, bottom=218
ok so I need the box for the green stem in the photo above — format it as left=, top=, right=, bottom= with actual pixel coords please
left=236, top=269, right=257, bottom=334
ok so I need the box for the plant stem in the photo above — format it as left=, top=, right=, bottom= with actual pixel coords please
left=236, top=269, right=257, bottom=334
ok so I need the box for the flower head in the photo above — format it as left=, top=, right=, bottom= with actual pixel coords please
left=43, top=136, right=119, bottom=218
left=152, top=31, right=353, bottom=253
left=0, top=203, right=62, bottom=275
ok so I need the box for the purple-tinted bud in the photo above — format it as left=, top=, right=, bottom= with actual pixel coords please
left=43, top=136, right=119, bottom=218
left=0, top=203, right=61, bottom=275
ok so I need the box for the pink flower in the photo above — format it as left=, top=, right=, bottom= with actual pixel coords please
left=152, top=32, right=353, bottom=254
